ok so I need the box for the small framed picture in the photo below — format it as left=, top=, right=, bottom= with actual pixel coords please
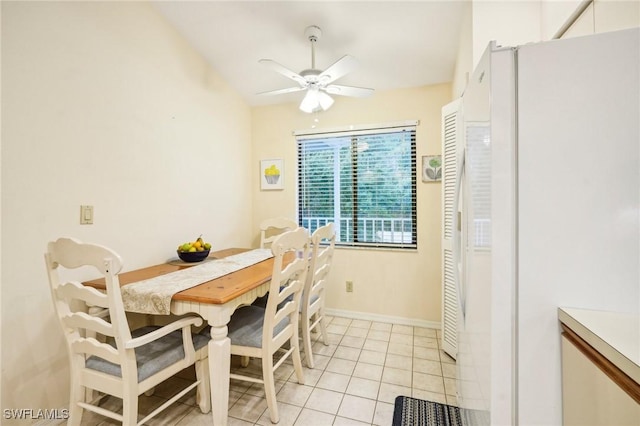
left=260, top=159, right=284, bottom=190
left=422, top=155, right=442, bottom=182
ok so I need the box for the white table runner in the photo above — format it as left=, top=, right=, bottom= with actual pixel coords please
left=121, top=249, right=273, bottom=315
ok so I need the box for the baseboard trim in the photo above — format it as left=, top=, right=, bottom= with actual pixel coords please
left=325, top=308, right=441, bottom=330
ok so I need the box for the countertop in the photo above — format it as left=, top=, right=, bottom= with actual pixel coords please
left=558, top=307, right=639, bottom=384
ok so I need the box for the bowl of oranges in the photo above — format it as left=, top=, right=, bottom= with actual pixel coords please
left=177, top=236, right=212, bottom=263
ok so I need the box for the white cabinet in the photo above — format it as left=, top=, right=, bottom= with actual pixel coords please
left=594, top=0, right=640, bottom=33
left=561, top=334, right=639, bottom=425
left=559, top=308, right=640, bottom=425
left=562, top=0, right=640, bottom=39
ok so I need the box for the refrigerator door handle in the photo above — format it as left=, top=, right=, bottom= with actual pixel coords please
left=452, top=148, right=466, bottom=320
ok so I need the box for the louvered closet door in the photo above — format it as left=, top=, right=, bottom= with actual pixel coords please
left=441, top=99, right=461, bottom=359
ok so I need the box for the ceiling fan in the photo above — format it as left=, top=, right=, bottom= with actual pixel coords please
left=258, top=25, right=374, bottom=113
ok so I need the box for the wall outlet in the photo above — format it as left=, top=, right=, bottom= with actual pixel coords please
left=346, top=281, right=353, bottom=292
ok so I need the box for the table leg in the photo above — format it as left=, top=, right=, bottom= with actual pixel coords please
left=209, top=325, right=230, bottom=426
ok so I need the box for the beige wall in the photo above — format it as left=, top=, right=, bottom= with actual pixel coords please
left=471, top=0, right=542, bottom=68
left=1, top=1, right=252, bottom=416
left=251, top=84, right=452, bottom=327
left=452, top=2, right=473, bottom=99
left=541, top=0, right=585, bottom=39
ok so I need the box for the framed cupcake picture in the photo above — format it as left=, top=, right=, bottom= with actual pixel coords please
left=260, top=159, right=284, bottom=190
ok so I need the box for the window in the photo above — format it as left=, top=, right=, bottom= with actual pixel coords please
left=296, top=123, right=417, bottom=249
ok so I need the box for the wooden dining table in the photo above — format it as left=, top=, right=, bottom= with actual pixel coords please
left=84, top=247, right=292, bottom=426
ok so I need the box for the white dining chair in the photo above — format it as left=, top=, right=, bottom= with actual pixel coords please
left=300, top=223, right=335, bottom=368
left=227, top=228, right=309, bottom=424
left=259, top=217, right=298, bottom=249
left=44, top=237, right=211, bottom=425
left=252, top=217, right=300, bottom=311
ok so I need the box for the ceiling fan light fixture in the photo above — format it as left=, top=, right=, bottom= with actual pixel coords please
left=299, top=89, right=320, bottom=113
left=299, top=89, right=334, bottom=113
left=318, top=91, right=334, bottom=110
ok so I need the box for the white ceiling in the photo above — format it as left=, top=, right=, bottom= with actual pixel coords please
left=152, top=1, right=468, bottom=107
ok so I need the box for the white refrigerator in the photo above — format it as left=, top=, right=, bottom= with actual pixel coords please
left=453, top=28, right=639, bottom=425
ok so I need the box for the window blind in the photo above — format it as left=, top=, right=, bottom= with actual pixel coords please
left=297, top=125, right=417, bottom=249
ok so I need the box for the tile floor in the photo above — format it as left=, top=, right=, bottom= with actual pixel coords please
left=83, top=315, right=457, bottom=425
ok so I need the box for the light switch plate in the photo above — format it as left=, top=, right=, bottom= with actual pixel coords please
left=80, top=205, right=93, bottom=225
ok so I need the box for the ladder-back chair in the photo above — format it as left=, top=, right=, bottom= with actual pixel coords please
left=301, top=223, right=335, bottom=368
left=227, top=228, right=309, bottom=423
left=259, top=217, right=298, bottom=249
left=44, top=237, right=211, bottom=425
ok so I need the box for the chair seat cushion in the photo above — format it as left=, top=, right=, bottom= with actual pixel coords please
left=227, top=306, right=290, bottom=348
left=86, top=326, right=209, bottom=382
left=300, top=294, right=319, bottom=313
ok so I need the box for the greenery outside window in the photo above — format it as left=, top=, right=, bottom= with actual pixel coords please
left=296, top=122, right=417, bottom=249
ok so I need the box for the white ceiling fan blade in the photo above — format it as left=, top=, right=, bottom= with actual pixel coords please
left=318, top=55, right=358, bottom=84
left=325, top=84, right=374, bottom=98
left=259, top=59, right=307, bottom=86
left=257, top=86, right=306, bottom=96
